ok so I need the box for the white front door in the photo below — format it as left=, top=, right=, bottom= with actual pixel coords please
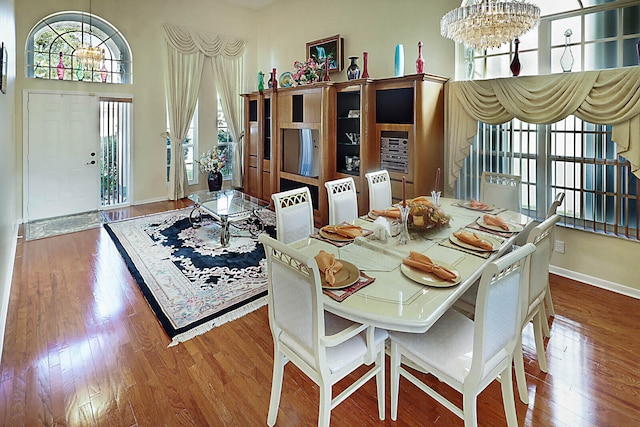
left=26, top=93, right=100, bottom=221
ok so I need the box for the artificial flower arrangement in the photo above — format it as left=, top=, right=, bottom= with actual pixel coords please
left=408, top=197, right=451, bottom=229
left=292, top=58, right=325, bottom=85
left=197, top=148, right=226, bottom=174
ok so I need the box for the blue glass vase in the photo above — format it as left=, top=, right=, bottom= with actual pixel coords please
left=394, top=44, right=404, bottom=77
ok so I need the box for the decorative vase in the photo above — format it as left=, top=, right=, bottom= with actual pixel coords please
left=510, top=38, right=521, bottom=76
left=258, top=71, right=265, bottom=92
left=323, top=57, right=331, bottom=81
left=267, top=72, right=273, bottom=89
left=76, top=63, right=84, bottom=81
left=100, top=63, right=108, bottom=83
left=560, top=29, right=574, bottom=72
left=347, top=56, right=361, bottom=80
left=207, top=171, right=223, bottom=192
left=56, top=52, right=65, bottom=80
left=636, top=40, right=640, bottom=65
left=416, top=41, right=425, bottom=74
left=394, top=44, right=404, bottom=77
left=362, top=51, right=370, bottom=78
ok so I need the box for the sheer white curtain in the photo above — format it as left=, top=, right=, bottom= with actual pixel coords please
left=162, top=23, right=246, bottom=199
left=446, top=67, right=640, bottom=190
left=212, top=55, right=244, bottom=188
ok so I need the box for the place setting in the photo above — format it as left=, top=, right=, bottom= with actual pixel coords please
left=438, top=228, right=502, bottom=258
left=313, top=222, right=373, bottom=247
left=465, top=213, right=524, bottom=237
left=315, top=250, right=376, bottom=302
left=400, top=251, right=462, bottom=288
left=452, top=199, right=507, bottom=215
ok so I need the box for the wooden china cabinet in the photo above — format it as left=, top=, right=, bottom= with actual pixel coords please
left=241, top=73, right=448, bottom=225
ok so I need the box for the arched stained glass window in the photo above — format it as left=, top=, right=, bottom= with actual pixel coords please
left=26, top=12, right=132, bottom=84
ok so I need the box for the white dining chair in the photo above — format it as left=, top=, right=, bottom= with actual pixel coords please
left=389, top=243, right=536, bottom=427
left=258, top=234, right=387, bottom=427
left=365, top=170, right=392, bottom=211
left=480, top=171, right=521, bottom=213
left=512, top=214, right=560, bottom=404
left=543, top=192, right=565, bottom=319
left=271, top=186, right=315, bottom=244
left=325, top=177, right=358, bottom=225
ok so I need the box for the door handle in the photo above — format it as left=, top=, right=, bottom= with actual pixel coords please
left=87, top=160, right=96, bottom=165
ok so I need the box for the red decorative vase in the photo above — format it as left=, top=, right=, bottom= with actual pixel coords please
left=323, top=57, right=330, bottom=81
left=416, top=42, right=425, bottom=74
left=362, top=51, right=370, bottom=78
left=56, top=52, right=65, bottom=80
left=510, top=38, right=521, bottom=77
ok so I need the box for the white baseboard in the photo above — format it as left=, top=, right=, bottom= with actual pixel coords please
left=550, top=266, right=640, bottom=300
left=0, top=220, right=20, bottom=362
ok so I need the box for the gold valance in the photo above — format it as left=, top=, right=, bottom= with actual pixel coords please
left=446, top=67, right=640, bottom=189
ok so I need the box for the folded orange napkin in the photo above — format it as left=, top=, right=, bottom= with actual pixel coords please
left=322, top=224, right=364, bottom=238
left=409, top=196, right=433, bottom=206
left=371, top=208, right=401, bottom=219
left=469, top=199, right=490, bottom=210
left=315, top=250, right=343, bottom=285
left=483, top=214, right=509, bottom=231
left=453, top=230, right=494, bottom=251
left=402, top=251, right=458, bottom=282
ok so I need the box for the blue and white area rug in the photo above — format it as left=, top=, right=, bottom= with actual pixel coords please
left=104, top=208, right=275, bottom=346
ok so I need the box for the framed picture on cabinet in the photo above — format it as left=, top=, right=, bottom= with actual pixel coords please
left=0, top=42, right=6, bottom=94
left=306, top=34, right=344, bottom=72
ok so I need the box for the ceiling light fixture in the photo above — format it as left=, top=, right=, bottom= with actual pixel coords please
left=76, top=0, right=104, bottom=70
left=440, top=0, right=541, bottom=50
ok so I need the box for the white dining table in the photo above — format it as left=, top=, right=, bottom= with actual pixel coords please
left=289, top=198, right=532, bottom=333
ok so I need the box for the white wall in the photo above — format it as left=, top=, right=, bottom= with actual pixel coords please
left=0, top=0, right=17, bottom=358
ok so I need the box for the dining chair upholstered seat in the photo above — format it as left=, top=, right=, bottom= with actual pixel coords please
left=271, top=187, right=315, bottom=244
left=480, top=171, right=521, bottom=213
left=365, top=170, right=393, bottom=212
left=258, top=234, right=388, bottom=427
left=389, top=243, right=536, bottom=427
left=325, top=177, right=359, bottom=225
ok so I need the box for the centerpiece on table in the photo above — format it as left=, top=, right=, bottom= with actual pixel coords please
left=198, top=148, right=226, bottom=191
left=292, top=58, right=325, bottom=85
left=407, top=196, right=451, bottom=229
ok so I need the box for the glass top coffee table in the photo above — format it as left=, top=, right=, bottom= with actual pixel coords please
left=187, top=189, right=270, bottom=246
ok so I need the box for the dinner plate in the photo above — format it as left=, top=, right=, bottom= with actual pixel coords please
left=400, top=262, right=461, bottom=287
left=319, top=226, right=355, bottom=242
left=321, top=260, right=360, bottom=289
left=279, top=71, right=293, bottom=88
left=477, top=217, right=523, bottom=233
left=449, top=233, right=500, bottom=252
left=462, top=201, right=495, bottom=212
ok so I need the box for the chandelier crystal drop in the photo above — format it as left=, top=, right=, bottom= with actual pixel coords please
left=440, top=0, right=541, bottom=50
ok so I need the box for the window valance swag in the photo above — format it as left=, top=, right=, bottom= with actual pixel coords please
left=161, top=23, right=246, bottom=58
left=446, top=67, right=640, bottom=189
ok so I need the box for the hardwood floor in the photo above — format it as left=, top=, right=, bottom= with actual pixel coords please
left=1, top=200, right=639, bottom=426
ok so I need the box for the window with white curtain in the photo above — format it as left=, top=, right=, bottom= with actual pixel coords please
left=456, top=0, right=640, bottom=241
left=166, top=106, right=198, bottom=185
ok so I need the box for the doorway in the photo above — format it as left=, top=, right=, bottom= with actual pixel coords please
left=25, top=92, right=131, bottom=222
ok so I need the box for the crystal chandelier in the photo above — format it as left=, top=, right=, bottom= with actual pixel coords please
left=440, top=0, right=541, bottom=50
left=75, top=0, right=104, bottom=70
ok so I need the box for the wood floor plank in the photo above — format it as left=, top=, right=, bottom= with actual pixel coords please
left=1, top=199, right=639, bottom=426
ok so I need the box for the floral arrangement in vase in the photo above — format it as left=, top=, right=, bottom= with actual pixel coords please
left=197, top=148, right=226, bottom=174
left=292, top=58, right=324, bottom=85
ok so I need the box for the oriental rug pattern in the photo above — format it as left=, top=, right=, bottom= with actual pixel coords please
left=104, top=208, right=275, bottom=346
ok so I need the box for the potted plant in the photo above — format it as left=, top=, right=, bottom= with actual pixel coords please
left=198, top=148, right=226, bottom=191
